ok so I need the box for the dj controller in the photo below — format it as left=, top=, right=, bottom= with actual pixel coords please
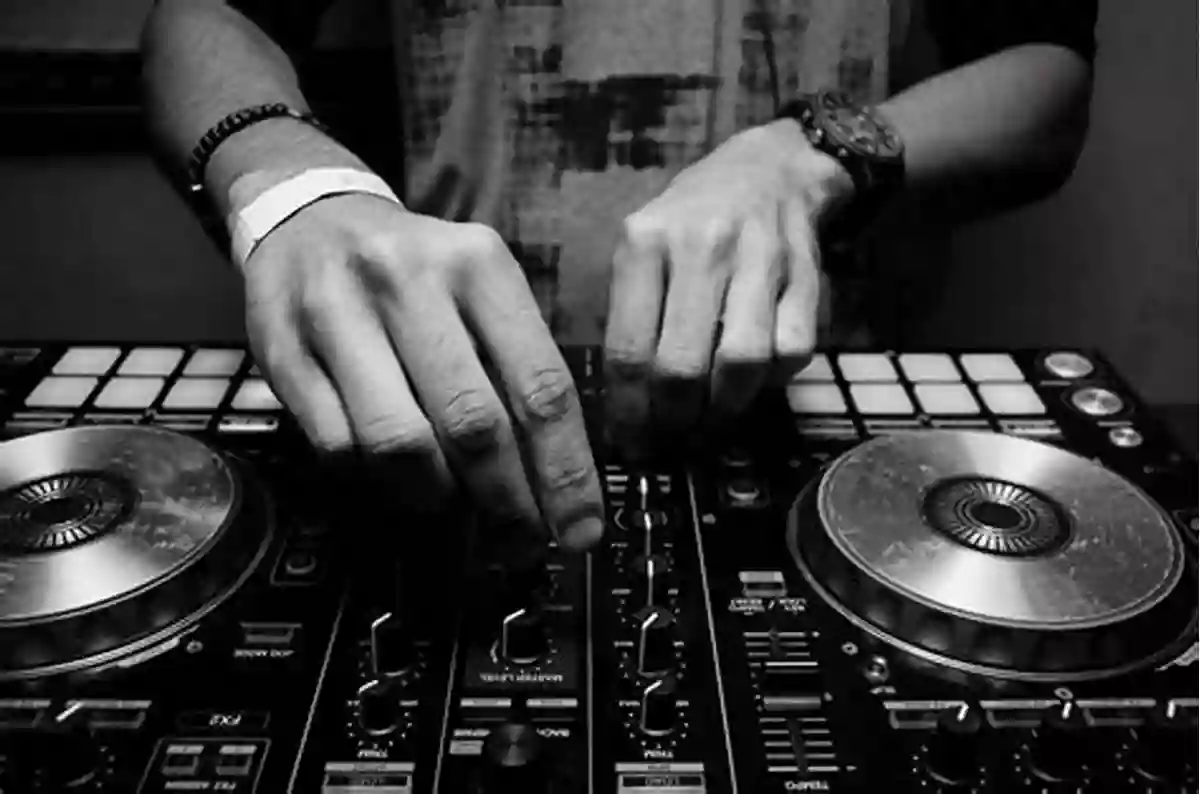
left=0, top=343, right=1195, bottom=793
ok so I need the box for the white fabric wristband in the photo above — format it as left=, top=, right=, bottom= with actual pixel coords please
left=228, top=167, right=403, bottom=270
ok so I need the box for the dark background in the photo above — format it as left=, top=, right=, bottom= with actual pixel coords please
left=0, top=0, right=1195, bottom=412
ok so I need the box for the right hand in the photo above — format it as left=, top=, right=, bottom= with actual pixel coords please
left=240, top=193, right=605, bottom=562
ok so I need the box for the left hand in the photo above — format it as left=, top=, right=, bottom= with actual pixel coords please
left=604, top=118, right=855, bottom=453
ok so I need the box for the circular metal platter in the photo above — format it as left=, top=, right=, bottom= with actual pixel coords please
left=787, top=430, right=1196, bottom=682
left=0, top=426, right=273, bottom=680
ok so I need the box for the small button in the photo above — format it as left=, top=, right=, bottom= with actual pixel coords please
left=215, top=746, right=257, bottom=777
left=53, top=347, right=121, bottom=375
left=283, top=550, right=318, bottom=577
left=959, top=353, right=1024, bottom=382
left=977, top=383, right=1046, bottom=415
left=93, top=377, right=165, bottom=409
left=791, top=354, right=835, bottom=382
left=849, top=383, right=913, bottom=415
left=915, top=383, right=979, bottom=415
left=898, top=353, right=961, bottom=382
left=1043, top=351, right=1094, bottom=379
left=162, top=378, right=231, bottom=410
left=184, top=349, right=245, bottom=377
left=119, top=347, right=184, bottom=376
left=232, top=379, right=283, bottom=411
left=161, top=751, right=201, bottom=777
left=1070, top=387, right=1124, bottom=417
left=837, top=353, right=897, bottom=382
left=1109, top=426, right=1143, bottom=448
left=786, top=384, right=847, bottom=414
left=25, top=376, right=99, bottom=408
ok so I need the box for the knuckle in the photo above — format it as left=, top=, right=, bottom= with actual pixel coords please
left=441, top=390, right=508, bottom=454
left=654, top=346, right=708, bottom=381
left=604, top=348, right=650, bottom=382
left=621, top=213, right=665, bottom=250
left=542, top=458, right=597, bottom=495
left=359, top=414, right=439, bottom=457
left=458, top=222, right=509, bottom=263
left=518, top=368, right=577, bottom=423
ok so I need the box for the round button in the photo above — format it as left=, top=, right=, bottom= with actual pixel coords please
left=1043, top=352, right=1095, bottom=379
left=1069, top=387, right=1124, bottom=417
left=283, top=550, right=318, bottom=576
left=1108, top=426, right=1143, bottom=448
left=499, top=607, right=548, bottom=666
left=634, top=606, right=677, bottom=678
left=1130, top=702, right=1196, bottom=784
left=725, top=477, right=763, bottom=504
left=1028, top=702, right=1090, bottom=783
left=479, top=722, right=548, bottom=794
left=615, top=508, right=668, bottom=534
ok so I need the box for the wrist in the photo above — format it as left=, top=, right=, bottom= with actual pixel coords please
left=206, top=118, right=369, bottom=218
left=760, top=118, right=857, bottom=214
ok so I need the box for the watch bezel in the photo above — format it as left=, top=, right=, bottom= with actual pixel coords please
left=810, top=91, right=905, bottom=165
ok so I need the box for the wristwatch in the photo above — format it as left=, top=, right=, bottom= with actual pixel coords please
left=777, top=90, right=906, bottom=240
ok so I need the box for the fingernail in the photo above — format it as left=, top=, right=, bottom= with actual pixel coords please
left=560, top=516, right=604, bottom=551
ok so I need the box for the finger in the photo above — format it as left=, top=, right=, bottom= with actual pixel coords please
left=775, top=197, right=823, bottom=379
left=298, top=269, right=454, bottom=512
left=373, top=257, right=547, bottom=562
left=247, top=305, right=354, bottom=457
left=604, top=219, right=666, bottom=458
left=711, top=211, right=785, bottom=417
left=654, top=224, right=735, bottom=433
left=463, top=233, right=606, bottom=553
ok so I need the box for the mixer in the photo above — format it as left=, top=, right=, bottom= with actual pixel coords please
left=0, top=343, right=1195, bottom=792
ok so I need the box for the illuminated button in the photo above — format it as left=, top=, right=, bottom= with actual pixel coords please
left=25, top=376, right=98, bottom=408
left=163, top=378, right=231, bottom=410
left=791, top=354, right=835, bottom=382
left=1043, top=351, right=1094, bottom=379
left=837, top=353, right=897, bottom=382
left=977, top=383, right=1045, bottom=415
left=1070, top=387, right=1124, bottom=417
left=161, top=749, right=201, bottom=777
left=1109, top=426, right=1143, bottom=448
left=53, top=347, right=121, bottom=375
left=915, top=384, right=979, bottom=415
left=786, top=384, right=847, bottom=414
left=94, top=377, right=165, bottom=409
left=849, top=383, right=913, bottom=415
left=215, top=745, right=256, bottom=777
left=959, top=353, right=1023, bottom=382
left=184, top=349, right=245, bottom=377
left=232, top=379, right=282, bottom=411
left=898, top=353, right=960, bottom=382
left=119, top=347, right=184, bottom=376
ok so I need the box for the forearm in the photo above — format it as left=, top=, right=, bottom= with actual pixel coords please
left=140, top=0, right=367, bottom=219
left=875, top=44, right=1094, bottom=222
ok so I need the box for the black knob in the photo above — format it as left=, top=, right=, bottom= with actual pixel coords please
left=499, top=607, right=548, bottom=665
left=634, top=606, right=677, bottom=678
left=640, top=676, right=680, bottom=736
left=357, top=679, right=400, bottom=736
left=479, top=722, right=548, bottom=794
left=629, top=554, right=672, bottom=609
left=1130, top=702, right=1196, bottom=784
left=371, top=611, right=419, bottom=678
left=1, top=724, right=102, bottom=789
left=1028, top=702, right=1089, bottom=783
left=925, top=704, right=986, bottom=786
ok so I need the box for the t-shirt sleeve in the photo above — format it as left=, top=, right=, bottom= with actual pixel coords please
left=925, top=0, right=1099, bottom=69
left=224, top=0, right=335, bottom=57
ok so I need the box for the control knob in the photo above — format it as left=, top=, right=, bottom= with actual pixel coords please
left=479, top=722, right=549, bottom=794
left=1130, top=702, right=1196, bottom=784
left=1028, top=702, right=1090, bottom=783
left=634, top=606, right=677, bottom=678
left=0, top=722, right=103, bottom=789
left=629, top=553, right=672, bottom=609
left=371, top=611, right=419, bottom=678
left=925, top=704, right=986, bottom=787
left=640, top=676, right=680, bottom=737
left=357, top=679, right=401, bottom=736
left=499, top=607, right=548, bottom=665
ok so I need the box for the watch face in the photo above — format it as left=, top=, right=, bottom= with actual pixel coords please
left=819, top=104, right=904, bottom=162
